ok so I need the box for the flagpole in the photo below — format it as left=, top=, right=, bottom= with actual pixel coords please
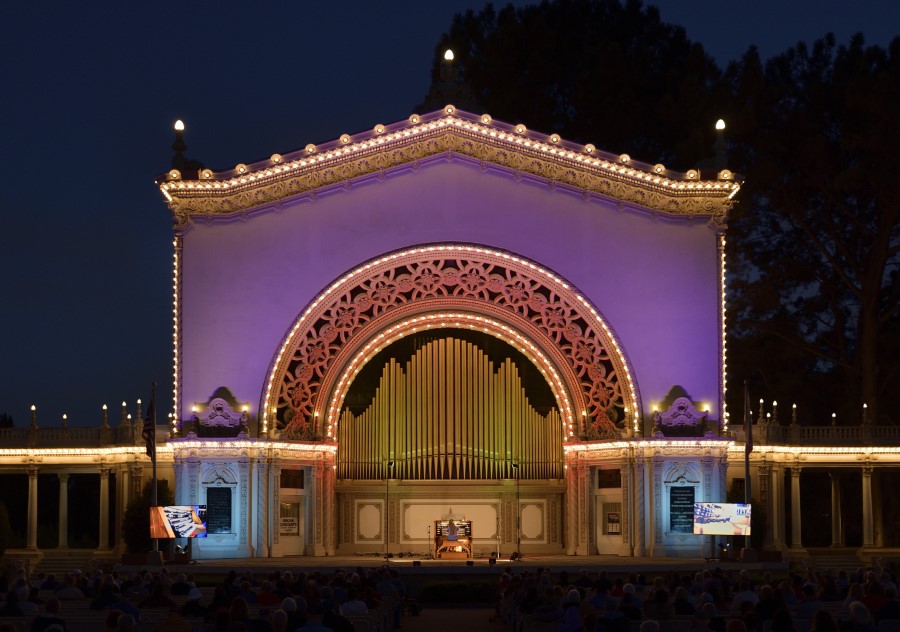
left=743, top=379, right=753, bottom=557
left=150, top=382, right=158, bottom=554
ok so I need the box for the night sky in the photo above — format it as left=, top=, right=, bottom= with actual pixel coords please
left=2, top=1, right=897, bottom=426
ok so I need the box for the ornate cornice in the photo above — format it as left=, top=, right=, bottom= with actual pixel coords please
left=158, top=108, right=741, bottom=226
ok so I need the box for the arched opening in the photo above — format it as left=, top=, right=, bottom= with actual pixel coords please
left=335, top=328, right=565, bottom=481
left=263, top=244, right=641, bottom=441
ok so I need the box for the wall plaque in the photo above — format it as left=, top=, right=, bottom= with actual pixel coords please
left=669, top=486, right=695, bottom=534
left=206, top=487, right=232, bottom=534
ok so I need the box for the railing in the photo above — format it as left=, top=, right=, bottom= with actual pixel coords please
left=0, top=424, right=143, bottom=447
left=732, top=423, right=900, bottom=446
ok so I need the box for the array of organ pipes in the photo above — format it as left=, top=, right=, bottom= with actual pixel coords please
left=336, top=336, right=564, bottom=480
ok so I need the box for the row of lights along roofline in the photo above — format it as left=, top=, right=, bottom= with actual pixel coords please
left=162, top=107, right=739, bottom=195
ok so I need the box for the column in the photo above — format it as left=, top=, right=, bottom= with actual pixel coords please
left=862, top=465, right=874, bottom=547
left=98, top=468, right=111, bottom=550
left=769, top=466, right=785, bottom=551
left=58, top=473, right=69, bottom=548
left=27, top=467, right=38, bottom=550
left=830, top=473, right=843, bottom=547
left=565, top=459, right=578, bottom=555
left=324, top=457, right=336, bottom=556
left=790, top=467, right=803, bottom=549
left=633, top=455, right=646, bottom=556
left=116, top=466, right=130, bottom=552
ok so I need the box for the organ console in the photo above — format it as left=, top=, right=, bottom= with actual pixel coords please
left=434, top=519, right=472, bottom=559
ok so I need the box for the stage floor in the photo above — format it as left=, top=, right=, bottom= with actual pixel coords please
left=137, top=553, right=786, bottom=576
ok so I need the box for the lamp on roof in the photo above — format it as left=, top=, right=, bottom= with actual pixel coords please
left=170, top=118, right=204, bottom=175
left=714, top=118, right=727, bottom=170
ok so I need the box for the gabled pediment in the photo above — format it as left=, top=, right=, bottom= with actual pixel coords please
left=157, top=107, right=741, bottom=227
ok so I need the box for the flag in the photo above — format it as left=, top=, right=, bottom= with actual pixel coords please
left=142, top=386, right=156, bottom=461
left=743, top=380, right=752, bottom=455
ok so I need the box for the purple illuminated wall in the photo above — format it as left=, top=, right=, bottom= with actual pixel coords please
left=180, top=156, right=721, bottom=425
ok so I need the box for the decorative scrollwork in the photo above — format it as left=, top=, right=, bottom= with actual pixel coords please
left=269, top=246, right=634, bottom=440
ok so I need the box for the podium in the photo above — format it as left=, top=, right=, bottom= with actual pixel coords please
left=434, top=520, right=473, bottom=559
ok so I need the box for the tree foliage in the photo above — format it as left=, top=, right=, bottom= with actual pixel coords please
left=418, top=0, right=725, bottom=167
left=724, top=35, right=900, bottom=423
left=419, top=1, right=900, bottom=425
left=121, top=480, right=174, bottom=554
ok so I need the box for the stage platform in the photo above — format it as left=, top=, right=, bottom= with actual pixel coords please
left=118, top=554, right=787, bottom=577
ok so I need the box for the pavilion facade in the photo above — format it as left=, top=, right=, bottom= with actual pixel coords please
left=3, top=108, right=897, bottom=563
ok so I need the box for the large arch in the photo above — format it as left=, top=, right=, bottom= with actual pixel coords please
left=262, top=243, right=642, bottom=440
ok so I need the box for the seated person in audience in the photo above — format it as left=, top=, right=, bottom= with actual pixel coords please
left=92, top=583, right=121, bottom=610
left=54, top=573, right=84, bottom=600
left=339, top=587, right=367, bottom=615
left=674, top=586, right=697, bottom=615
left=0, top=590, right=24, bottom=617
left=769, top=608, right=795, bottom=632
left=797, top=584, right=826, bottom=620
left=320, top=590, right=354, bottom=632
left=138, top=582, right=176, bottom=609
left=154, top=606, right=193, bottom=632
left=238, top=581, right=258, bottom=604
left=876, top=585, right=900, bottom=622
left=31, top=598, right=68, bottom=632
left=104, top=609, right=124, bottom=632
left=731, top=580, right=760, bottom=615
left=643, top=588, right=674, bottom=621
left=169, top=574, right=192, bottom=596
left=39, top=574, right=62, bottom=592
left=181, top=587, right=208, bottom=617
left=597, top=597, right=628, bottom=632
left=618, top=592, right=642, bottom=620
left=257, top=581, right=282, bottom=606
left=848, top=602, right=876, bottom=632
left=116, top=613, right=137, bottom=632
left=810, top=609, right=839, bottom=632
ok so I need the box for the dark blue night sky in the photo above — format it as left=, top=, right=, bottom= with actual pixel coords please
left=2, top=1, right=897, bottom=425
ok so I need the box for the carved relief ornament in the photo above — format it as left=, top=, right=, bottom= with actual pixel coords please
left=263, top=245, right=639, bottom=440
left=159, top=112, right=739, bottom=227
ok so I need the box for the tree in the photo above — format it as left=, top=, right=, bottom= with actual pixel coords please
left=418, top=0, right=725, bottom=166
left=0, top=413, right=13, bottom=428
left=121, top=481, right=174, bottom=554
left=724, top=35, right=900, bottom=424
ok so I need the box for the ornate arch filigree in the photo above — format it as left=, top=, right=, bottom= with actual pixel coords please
left=262, top=244, right=641, bottom=440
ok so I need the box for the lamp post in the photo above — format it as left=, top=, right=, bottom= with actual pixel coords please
left=511, top=460, right=520, bottom=560
left=384, top=459, right=395, bottom=560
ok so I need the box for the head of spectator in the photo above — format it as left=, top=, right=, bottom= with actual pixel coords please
left=641, top=620, right=660, bottom=632
left=105, top=608, right=124, bottom=632
left=116, top=613, right=137, bottom=632
left=811, top=610, right=840, bottom=632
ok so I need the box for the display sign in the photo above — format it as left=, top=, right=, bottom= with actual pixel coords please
left=279, top=517, right=299, bottom=535
left=669, top=486, right=695, bottom=533
left=606, top=511, right=620, bottom=534
left=280, top=502, right=300, bottom=536
left=206, top=487, right=232, bottom=534
left=149, top=505, right=207, bottom=538
left=693, top=502, right=751, bottom=535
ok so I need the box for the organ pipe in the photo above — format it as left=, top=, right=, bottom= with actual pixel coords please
left=336, top=336, right=564, bottom=480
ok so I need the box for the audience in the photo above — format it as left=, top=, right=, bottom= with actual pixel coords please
left=7, top=559, right=900, bottom=632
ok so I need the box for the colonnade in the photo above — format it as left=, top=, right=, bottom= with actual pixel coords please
left=760, top=463, right=878, bottom=551
left=21, top=464, right=142, bottom=554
